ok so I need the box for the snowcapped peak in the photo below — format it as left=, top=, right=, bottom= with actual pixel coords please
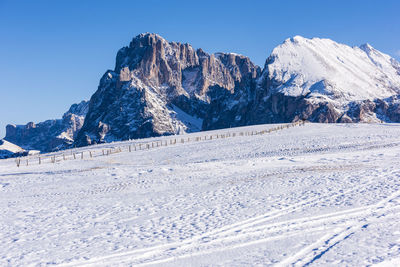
left=287, top=35, right=307, bottom=43
left=266, top=36, right=400, bottom=101
left=284, top=35, right=330, bottom=46
left=359, top=43, right=378, bottom=55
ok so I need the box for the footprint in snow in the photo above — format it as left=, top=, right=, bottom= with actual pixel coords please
left=0, top=183, right=10, bottom=188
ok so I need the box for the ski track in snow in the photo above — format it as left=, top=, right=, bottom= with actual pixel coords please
left=1, top=123, right=400, bottom=266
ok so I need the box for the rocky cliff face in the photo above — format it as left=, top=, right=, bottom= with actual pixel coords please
left=5, top=101, right=88, bottom=152
left=75, top=33, right=260, bottom=146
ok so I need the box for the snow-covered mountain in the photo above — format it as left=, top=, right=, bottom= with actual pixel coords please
left=4, top=34, right=400, bottom=150
left=265, top=36, right=400, bottom=100
left=5, top=100, right=89, bottom=152
left=249, top=36, right=400, bottom=124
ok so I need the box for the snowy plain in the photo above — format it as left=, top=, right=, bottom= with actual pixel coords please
left=1, top=123, right=400, bottom=266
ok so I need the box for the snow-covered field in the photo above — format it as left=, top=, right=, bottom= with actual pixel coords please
left=1, top=123, right=400, bottom=266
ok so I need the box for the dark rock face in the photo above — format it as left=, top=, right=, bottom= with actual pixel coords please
left=346, top=96, right=400, bottom=123
left=75, top=33, right=260, bottom=146
left=5, top=101, right=88, bottom=152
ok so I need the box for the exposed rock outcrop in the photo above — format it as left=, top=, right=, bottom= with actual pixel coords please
left=5, top=101, right=88, bottom=152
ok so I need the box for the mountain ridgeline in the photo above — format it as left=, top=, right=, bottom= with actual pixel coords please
left=5, top=33, right=400, bottom=151
left=5, top=101, right=89, bottom=152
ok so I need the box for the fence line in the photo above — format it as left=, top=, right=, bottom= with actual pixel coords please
left=13, top=121, right=306, bottom=167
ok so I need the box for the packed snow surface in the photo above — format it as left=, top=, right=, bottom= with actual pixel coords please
left=0, top=139, right=25, bottom=158
left=266, top=36, right=400, bottom=101
left=1, top=123, right=400, bottom=266
left=0, top=140, right=24, bottom=154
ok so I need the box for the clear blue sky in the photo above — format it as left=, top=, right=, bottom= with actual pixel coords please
left=1, top=0, right=399, bottom=138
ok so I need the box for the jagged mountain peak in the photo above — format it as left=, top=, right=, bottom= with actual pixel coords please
left=359, top=42, right=374, bottom=51
left=5, top=101, right=88, bottom=152
left=127, top=33, right=172, bottom=53
left=133, top=32, right=165, bottom=41
left=75, top=33, right=260, bottom=146
left=114, top=33, right=260, bottom=95
left=63, top=100, right=89, bottom=118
